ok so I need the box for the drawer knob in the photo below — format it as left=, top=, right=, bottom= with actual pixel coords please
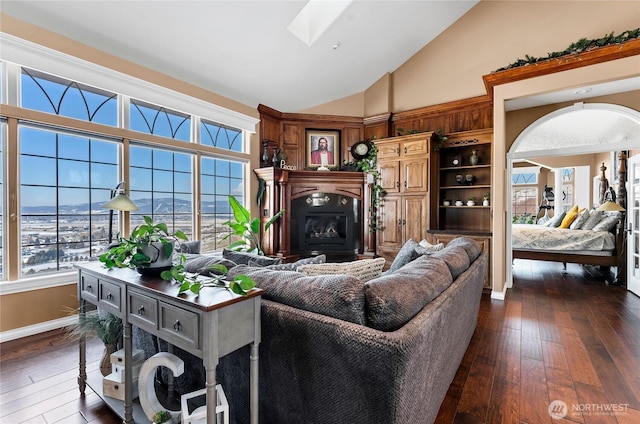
left=106, top=293, right=113, bottom=300
left=86, top=285, right=92, bottom=291
left=173, top=320, right=181, bottom=332
left=137, top=306, right=145, bottom=316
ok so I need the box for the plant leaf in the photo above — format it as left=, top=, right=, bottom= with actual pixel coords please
left=228, top=195, right=251, bottom=224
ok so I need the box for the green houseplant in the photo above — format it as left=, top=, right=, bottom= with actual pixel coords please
left=66, top=310, right=123, bottom=376
left=100, top=215, right=187, bottom=273
left=223, top=195, right=284, bottom=255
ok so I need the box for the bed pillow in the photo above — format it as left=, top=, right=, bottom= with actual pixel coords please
left=581, top=210, right=604, bottom=230
left=570, top=208, right=590, bottom=230
left=559, top=205, right=580, bottom=228
left=591, top=215, right=618, bottom=232
left=298, top=257, right=386, bottom=283
left=544, top=211, right=566, bottom=228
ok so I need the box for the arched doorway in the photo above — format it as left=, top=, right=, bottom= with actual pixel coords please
left=504, top=103, right=640, bottom=290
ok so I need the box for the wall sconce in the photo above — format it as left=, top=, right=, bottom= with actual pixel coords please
left=102, top=181, right=139, bottom=243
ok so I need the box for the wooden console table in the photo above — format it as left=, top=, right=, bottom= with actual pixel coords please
left=76, top=262, right=263, bottom=424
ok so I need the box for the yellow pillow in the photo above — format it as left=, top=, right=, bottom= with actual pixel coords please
left=559, top=205, right=579, bottom=228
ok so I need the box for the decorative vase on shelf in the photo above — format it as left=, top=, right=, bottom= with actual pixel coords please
left=467, top=200, right=475, bottom=207
left=272, top=147, right=281, bottom=168
left=261, top=140, right=270, bottom=167
left=470, top=150, right=478, bottom=166
left=443, top=200, right=451, bottom=206
left=455, top=200, right=463, bottom=206
left=483, top=199, right=490, bottom=206
left=100, top=343, right=117, bottom=376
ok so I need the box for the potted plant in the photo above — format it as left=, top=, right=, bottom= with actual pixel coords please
left=223, top=195, right=284, bottom=255
left=152, top=410, right=173, bottom=424
left=99, top=215, right=187, bottom=275
left=467, top=197, right=476, bottom=207
left=482, top=192, right=490, bottom=206
left=66, top=310, right=123, bottom=376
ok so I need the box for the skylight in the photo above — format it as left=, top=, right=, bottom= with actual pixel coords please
left=287, top=0, right=353, bottom=47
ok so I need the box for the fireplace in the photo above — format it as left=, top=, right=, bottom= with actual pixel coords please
left=290, top=193, right=360, bottom=261
left=253, top=168, right=372, bottom=261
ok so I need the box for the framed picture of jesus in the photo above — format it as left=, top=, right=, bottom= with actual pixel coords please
left=306, top=129, right=340, bottom=170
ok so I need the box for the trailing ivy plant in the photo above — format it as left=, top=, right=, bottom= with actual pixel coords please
left=160, top=258, right=256, bottom=296
left=494, top=28, right=640, bottom=72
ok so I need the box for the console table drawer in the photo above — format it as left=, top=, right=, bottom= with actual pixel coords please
left=99, top=279, right=122, bottom=313
left=80, top=274, right=98, bottom=302
left=159, top=302, right=199, bottom=349
left=128, top=290, right=158, bottom=330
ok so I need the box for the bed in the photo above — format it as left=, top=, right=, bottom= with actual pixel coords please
left=512, top=223, right=619, bottom=268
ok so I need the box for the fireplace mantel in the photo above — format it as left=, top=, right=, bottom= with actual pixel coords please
left=254, top=167, right=373, bottom=260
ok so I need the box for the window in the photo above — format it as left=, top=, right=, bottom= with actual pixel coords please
left=201, top=119, right=243, bottom=152
left=129, top=145, right=193, bottom=238
left=1, top=54, right=252, bottom=285
left=0, top=122, right=4, bottom=279
left=21, top=67, right=117, bottom=125
left=130, top=99, right=191, bottom=141
left=200, top=157, right=244, bottom=252
left=561, top=168, right=574, bottom=211
left=20, top=126, right=117, bottom=276
left=512, top=170, right=538, bottom=220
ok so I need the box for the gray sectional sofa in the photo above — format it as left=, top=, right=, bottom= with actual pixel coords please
left=214, top=237, right=487, bottom=424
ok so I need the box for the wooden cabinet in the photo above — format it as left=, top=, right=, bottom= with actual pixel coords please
left=429, top=128, right=493, bottom=291
left=375, top=133, right=431, bottom=263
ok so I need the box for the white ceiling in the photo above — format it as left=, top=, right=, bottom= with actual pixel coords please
left=0, top=0, right=479, bottom=112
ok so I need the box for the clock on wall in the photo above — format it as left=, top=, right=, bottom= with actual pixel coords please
left=351, top=141, right=373, bottom=160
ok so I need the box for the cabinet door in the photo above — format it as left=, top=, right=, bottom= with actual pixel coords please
left=402, top=158, right=428, bottom=192
left=403, top=195, right=427, bottom=243
left=378, top=161, right=401, bottom=194
left=403, top=139, right=428, bottom=157
left=377, top=195, right=402, bottom=250
left=377, top=142, right=401, bottom=159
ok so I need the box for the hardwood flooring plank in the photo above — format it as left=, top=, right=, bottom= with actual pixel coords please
left=544, top=365, right=584, bottom=424
left=558, top=326, right=602, bottom=387
left=573, top=382, right=619, bottom=424
left=456, top=360, right=494, bottom=421
left=486, top=378, right=520, bottom=424
left=519, top=357, right=552, bottom=424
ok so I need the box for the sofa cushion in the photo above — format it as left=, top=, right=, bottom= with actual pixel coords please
left=446, top=237, right=482, bottom=262
left=182, top=253, right=237, bottom=275
left=175, top=240, right=201, bottom=254
left=250, top=254, right=326, bottom=270
left=298, top=257, right=386, bottom=283
left=418, top=239, right=445, bottom=252
left=222, top=249, right=282, bottom=266
left=227, top=264, right=366, bottom=325
left=385, top=239, right=421, bottom=273
left=364, top=255, right=453, bottom=331
left=430, top=246, right=470, bottom=279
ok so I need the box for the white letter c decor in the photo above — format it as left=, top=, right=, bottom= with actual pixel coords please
left=138, top=352, right=184, bottom=422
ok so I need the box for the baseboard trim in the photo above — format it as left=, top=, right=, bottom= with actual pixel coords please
left=0, top=315, right=77, bottom=343
left=490, top=285, right=507, bottom=300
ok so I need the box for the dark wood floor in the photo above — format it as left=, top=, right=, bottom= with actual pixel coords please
left=1, top=259, right=639, bottom=423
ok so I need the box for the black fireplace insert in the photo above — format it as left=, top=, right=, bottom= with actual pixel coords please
left=290, top=193, right=360, bottom=262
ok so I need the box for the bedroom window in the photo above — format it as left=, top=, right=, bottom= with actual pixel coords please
left=561, top=168, right=574, bottom=211
left=512, top=169, right=539, bottom=219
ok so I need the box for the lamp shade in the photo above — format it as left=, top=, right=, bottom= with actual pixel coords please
left=596, top=201, right=625, bottom=212
left=102, top=193, right=139, bottom=211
